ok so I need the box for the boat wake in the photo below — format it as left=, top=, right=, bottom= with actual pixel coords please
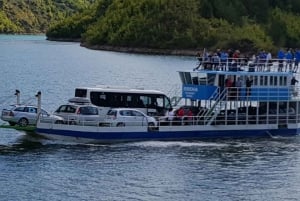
left=126, top=140, right=230, bottom=148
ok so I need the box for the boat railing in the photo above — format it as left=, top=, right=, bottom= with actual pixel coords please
left=195, top=58, right=299, bottom=73
left=157, top=111, right=300, bottom=127
left=224, top=85, right=299, bottom=100
left=39, top=111, right=300, bottom=129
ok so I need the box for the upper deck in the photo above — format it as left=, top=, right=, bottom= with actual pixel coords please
left=178, top=58, right=300, bottom=101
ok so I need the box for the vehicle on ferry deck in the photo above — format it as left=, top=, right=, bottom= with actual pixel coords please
left=53, top=104, right=100, bottom=126
left=103, top=108, right=157, bottom=127
left=73, top=86, right=172, bottom=118
left=1, top=104, right=62, bottom=126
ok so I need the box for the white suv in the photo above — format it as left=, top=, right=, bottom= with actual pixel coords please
left=54, top=104, right=100, bottom=126
left=104, top=108, right=157, bottom=128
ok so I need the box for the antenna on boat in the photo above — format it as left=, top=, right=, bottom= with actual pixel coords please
left=15, top=89, right=20, bottom=105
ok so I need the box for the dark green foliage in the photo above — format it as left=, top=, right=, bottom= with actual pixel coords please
left=2, top=0, right=300, bottom=52
left=81, top=0, right=300, bottom=51
left=80, top=0, right=276, bottom=51
left=0, top=0, right=94, bottom=33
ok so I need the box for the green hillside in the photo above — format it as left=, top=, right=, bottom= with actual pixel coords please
left=0, top=0, right=94, bottom=33
left=2, top=0, right=300, bottom=53
left=45, top=0, right=300, bottom=53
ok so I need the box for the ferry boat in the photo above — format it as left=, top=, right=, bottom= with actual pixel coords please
left=35, top=59, right=300, bottom=143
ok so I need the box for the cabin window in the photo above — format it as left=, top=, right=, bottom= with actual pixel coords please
left=270, top=76, right=273, bottom=85
left=253, top=76, right=258, bottom=85
left=270, top=76, right=278, bottom=86
left=279, top=76, right=287, bottom=86
left=264, top=76, right=268, bottom=86
left=75, top=89, right=87, bottom=97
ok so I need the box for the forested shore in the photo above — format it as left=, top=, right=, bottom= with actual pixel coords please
left=46, top=0, right=300, bottom=55
left=2, top=0, right=300, bottom=55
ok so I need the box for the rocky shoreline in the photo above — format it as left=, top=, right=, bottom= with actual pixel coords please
left=47, top=37, right=198, bottom=56
left=80, top=43, right=198, bottom=56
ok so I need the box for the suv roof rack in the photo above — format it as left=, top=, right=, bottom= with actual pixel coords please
left=68, top=97, right=91, bottom=105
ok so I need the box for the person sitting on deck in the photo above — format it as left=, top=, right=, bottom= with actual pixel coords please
left=186, top=109, right=194, bottom=125
left=176, top=107, right=185, bottom=125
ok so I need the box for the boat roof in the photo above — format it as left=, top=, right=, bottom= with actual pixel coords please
left=76, top=86, right=166, bottom=95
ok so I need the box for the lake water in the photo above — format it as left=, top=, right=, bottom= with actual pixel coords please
left=1, top=35, right=300, bottom=201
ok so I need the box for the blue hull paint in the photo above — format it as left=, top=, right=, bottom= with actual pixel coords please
left=36, top=128, right=299, bottom=142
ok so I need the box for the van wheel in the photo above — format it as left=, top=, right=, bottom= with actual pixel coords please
left=117, top=122, right=125, bottom=127
left=18, top=118, right=28, bottom=127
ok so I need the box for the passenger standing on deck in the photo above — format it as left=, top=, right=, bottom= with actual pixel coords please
left=228, top=49, right=233, bottom=71
left=232, top=50, right=240, bottom=71
left=285, top=49, right=293, bottom=72
left=277, top=48, right=285, bottom=72
left=294, top=48, right=300, bottom=73
left=220, top=50, right=228, bottom=71
left=236, top=77, right=242, bottom=100
left=258, top=50, right=267, bottom=71
left=246, top=77, right=253, bottom=97
left=225, top=76, right=233, bottom=99
left=266, top=51, right=272, bottom=71
left=166, top=108, right=175, bottom=121
left=291, top=77, right=299, bottom=96
left=211, top=53, right=220, bottom=70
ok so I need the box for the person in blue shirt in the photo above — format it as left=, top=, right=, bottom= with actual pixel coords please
left=258, top=50, right=267, bottom=71
left=220, top=50, right=228, bottom=71
left=285, top=48, right=293, bottom=72
left=294, top=48, right=300, bottom=73
left=277, top=48, right=285, bottom=72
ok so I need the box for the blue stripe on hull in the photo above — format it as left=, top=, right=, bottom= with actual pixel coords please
left=36, top=128, right=299, bottom=142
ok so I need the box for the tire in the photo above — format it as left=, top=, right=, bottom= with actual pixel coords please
left=148, top=122, right=155, bottom=127
left=148, top=122, right=155, bottom=131
left=69, top=120, right=77, bottom=125
left=18, top=118, right=29, bottom=127
left=55, top=120, right=64, bottom=124
left=8, top=121, right=16, bottom=126
left=116, top=122, right=125, bottom=127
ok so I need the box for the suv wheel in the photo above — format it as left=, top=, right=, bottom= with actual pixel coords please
left=18, top=118, right=29, bottom=127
